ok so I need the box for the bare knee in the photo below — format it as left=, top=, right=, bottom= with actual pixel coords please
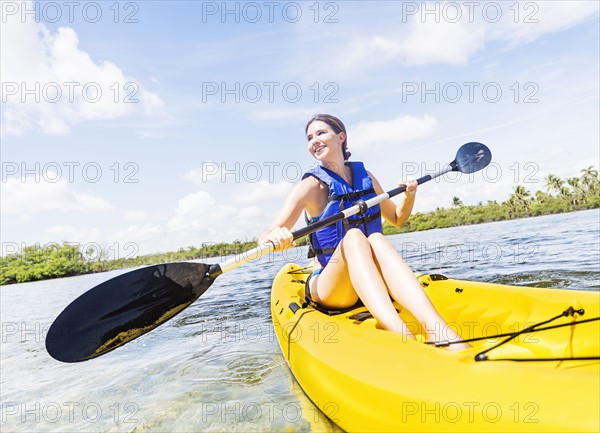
left=343, top=228, right=369, bottom=247
left=367, top=232, right=385, bottom=242
left=339, top=228, right=375, bottom=265
left=368, top=232, right=405, bottom=260
left=367, top=232, right=393, bottom=250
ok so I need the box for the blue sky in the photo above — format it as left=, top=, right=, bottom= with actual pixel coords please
left=1, top=1, right=599, bottom=258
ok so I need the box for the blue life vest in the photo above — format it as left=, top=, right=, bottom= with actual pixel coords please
left=302, top=161, right=383, bottom=267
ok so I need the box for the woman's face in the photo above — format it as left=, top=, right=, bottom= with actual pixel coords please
left=306, top=120, right=345, bottom=161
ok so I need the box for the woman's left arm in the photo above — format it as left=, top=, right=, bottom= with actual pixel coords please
left=368, top=171, right=417, bottom=228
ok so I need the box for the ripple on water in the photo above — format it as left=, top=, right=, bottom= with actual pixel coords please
left=489, top=270, right=600, bottom=290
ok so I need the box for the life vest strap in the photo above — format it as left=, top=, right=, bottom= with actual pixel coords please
left=328, top=188, right=375, bottom=203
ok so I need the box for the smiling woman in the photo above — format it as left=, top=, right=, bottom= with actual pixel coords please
left=258, top=114, right=471, bottom=349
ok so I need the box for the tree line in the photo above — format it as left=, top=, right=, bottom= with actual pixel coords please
left=1, top=167, right=598, bottom=285
left=383, top=166, right=599, bottom=234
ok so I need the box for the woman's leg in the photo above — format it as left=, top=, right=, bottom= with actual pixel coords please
left=366, top=232, right=471, bottom=350
left=311, top=229, right=414, bottom=337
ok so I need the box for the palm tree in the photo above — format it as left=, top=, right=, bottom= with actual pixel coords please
left=512, top=185, right=531, bottom=202
left=535, top=190, right=549, bottom=204
left=452, top=196, right=464, bottom=207
left=545, top=174, right=563, bottom=195
left=566, top=177, right=585, bottom=204
left=559, top=186, right=572, bottom=198
left=507, top=185, right=531, bottom=215
left=580, top=166, right=598, bottom=182
left=580, top=166, right=599, bottom=196
left=566, top=177, right=580, bottom=190
left=505, top=197, right=520, bottom=217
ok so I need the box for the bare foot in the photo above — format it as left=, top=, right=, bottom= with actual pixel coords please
left=376, top=320, right=416, bottom=341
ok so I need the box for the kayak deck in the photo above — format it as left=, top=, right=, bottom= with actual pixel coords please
left=271, top=263, right=600, bottom=432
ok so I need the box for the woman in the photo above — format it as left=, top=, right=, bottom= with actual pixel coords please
left=259, top=114, right=469, bottom=350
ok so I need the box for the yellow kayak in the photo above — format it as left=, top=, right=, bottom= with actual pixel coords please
left=270, top=263, right=600, bottom=432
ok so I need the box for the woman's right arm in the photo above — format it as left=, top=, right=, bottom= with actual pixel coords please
left=258, top=177, right=321, bottom=250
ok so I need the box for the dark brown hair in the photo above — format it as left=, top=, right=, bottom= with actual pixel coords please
left=305, top=114, right=351, bottom=160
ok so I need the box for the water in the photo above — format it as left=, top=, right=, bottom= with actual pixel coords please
left=1, top=210, right=598, bottom=432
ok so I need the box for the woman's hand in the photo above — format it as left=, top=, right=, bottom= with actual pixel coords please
left=261, top=226, right=296, bottom=251
left=399, top=177, right=418, bottom=198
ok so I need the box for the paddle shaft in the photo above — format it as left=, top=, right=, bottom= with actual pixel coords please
left=209, top=165, right=454, bottom=278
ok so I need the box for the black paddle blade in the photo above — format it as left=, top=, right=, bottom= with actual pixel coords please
left=46, top=262, right=213, bottom=362
left=451, top=142, right=492, bottom=174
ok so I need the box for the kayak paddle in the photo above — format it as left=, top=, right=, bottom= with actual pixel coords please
left=46, top=142, right=491, bottom=362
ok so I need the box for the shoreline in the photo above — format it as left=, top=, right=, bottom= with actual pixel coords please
left=383, top=202, right=599, bottom=236
left=2, top=175, right=598, bottom=285
left=2, top=208, right=597, bottom=287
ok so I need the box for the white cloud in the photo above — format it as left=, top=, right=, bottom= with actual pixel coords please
left=81, top=223, right=164, bottom=259
left=238, top=206, right=264, bottom=219
left=0, top=176, right=113, bottom=217
left=349, top=115, right=439, bottom=151
left=489, top=1, right=599, bottom=46
left=124, top=209, right=150, bottom=221
left=289, top=1, right=598, bottom=76
left=47, top=225, right=102, bottom=242
left=166, top=190, right=271, bottom=247
left=168, top=191, right=236, bottom=233
left=0, top=1, right=164, bottom=137
left=334, top=19, right=484, bottom=72
left=398, top=19, right=485, bottom=66
left=234, top=180, right=294, bottom=204
left=2, top=187, right=272, bottom=257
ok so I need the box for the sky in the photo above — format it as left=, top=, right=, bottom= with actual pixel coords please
left=1, top=0, right=599, bottom=259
